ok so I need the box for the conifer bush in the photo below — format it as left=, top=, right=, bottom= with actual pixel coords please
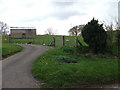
left=82, top=18, right=107, bottom=53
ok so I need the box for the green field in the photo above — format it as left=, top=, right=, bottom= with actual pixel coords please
left=10, top=35, right=88, bottom=47
left=2, top=35, right=23, bottom=59
left=32, top=47, right=118, bottom=88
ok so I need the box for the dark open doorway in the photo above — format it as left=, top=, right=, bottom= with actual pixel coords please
left=22, top=33, right=26, bottom=38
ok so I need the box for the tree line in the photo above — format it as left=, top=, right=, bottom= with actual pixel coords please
left=69, top=18, right=119, bottom=54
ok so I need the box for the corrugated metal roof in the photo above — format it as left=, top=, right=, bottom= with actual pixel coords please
left=10, top=27, right=36, bottom=29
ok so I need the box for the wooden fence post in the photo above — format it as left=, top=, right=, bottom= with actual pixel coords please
left=66, top=39, right=69, bottom=47
left=50, top=37, right=55, bottom=46
left=62, top=36, right=65, bottom=46
left=75, top=37, right=78, bottom=47
left=75, top=37, right=83, bottom=47
left=53, top=37, right=55, bottom=46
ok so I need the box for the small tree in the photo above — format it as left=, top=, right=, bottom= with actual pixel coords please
left=45, top=27, right=56, bottom=35
left=68, top=25, right=85, bottom=36
left=69, top=26, right=78, bottom=36
left=0, top=21, right=9, bottom=34
left=82, top=18, right=107, bottom=53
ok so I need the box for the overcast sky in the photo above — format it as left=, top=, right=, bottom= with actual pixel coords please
left=0, top=0, right=119, bottom=35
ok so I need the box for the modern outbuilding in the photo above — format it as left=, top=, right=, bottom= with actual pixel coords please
left=10, top=27, right=36, bottom=38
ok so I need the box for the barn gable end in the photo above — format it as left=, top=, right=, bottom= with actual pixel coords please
left=10, top=27, right=36, bottom=38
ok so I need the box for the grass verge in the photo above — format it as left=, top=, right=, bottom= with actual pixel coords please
left=32, top=47, right=119, bottom=88
left=2, top=43, right=23, bottom=59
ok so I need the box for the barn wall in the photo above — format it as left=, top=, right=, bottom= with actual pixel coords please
left=25, top=29, right=36, bottom=38
left=10, top=29, right=36, bottom=38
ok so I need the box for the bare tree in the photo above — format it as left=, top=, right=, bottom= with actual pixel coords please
left=102, top=17, right=119, bottom=41
left=45, top=27, right=55, bottom=35
left=102, top=17, right=119, bottom=54
left=100, top=15, right=119, bottom=31
left=112, top=17, right=119, bottom=30
left=102, top=21, right=113, bottom=31
left=0, top=21, right=9, bottom=34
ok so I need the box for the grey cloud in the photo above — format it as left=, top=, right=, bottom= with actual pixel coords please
left=19, top=16, right=48, bottom=22
left=20, top=10, right=86, bottom=22
left=51, top=1, right=95, bottom=8
left=51, top=10, right=86, bottom=20
left=22, top=2, right=37, bottom=8
left=19, top=1, right=91, bottom=22
left=49, top=2, right=87, bottom=20
left=51, top=2, right=75, bottom=7
left=53, top=1, right=117, bottom=17
left=22, top=2, right=87, bottom=21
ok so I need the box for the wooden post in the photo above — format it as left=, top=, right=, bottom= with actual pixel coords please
left=8, top=35, right=10, bottom=43
left=50, top=37, right=55, bottom=46
left=75, top=37, right=83, bottom=47
left=77, top=39, right=83, bottom=46
left=66, top=39, right=69, bottom=47
left=75, top=37, right=78, bottom=47
left=62, top=36, right=65, bottom=46
left=53, top=37, right=55, bottom=46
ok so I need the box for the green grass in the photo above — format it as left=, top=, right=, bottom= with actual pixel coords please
left=106, top=30, right=120, bottom=57
left=2, top=34, right=8, bottom=43
left=2, top=43, right=23, bottom=59
left=10, top=35, right=88, bottom=47
left=1, top=34, right=23, bottom=59
left=32, top=47, right=119, bottom=88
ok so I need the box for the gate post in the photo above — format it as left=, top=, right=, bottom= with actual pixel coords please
left=75, top=37, right=78, bottom=47
left=53, top=37, right=55, bottom=46
left=62, top=36, right=65, bottom=46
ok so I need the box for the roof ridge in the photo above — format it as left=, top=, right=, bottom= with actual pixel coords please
left=10, top=27, right=36, bottom=29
